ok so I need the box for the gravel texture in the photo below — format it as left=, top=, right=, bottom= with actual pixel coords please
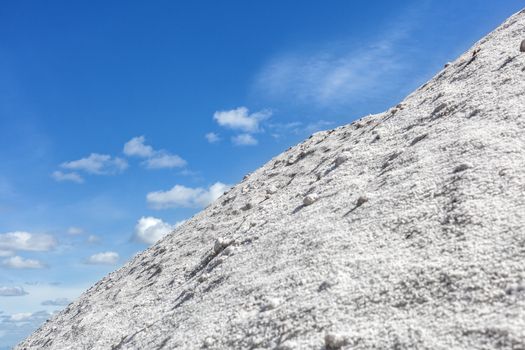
left=17, top=9, right=525, bottom=350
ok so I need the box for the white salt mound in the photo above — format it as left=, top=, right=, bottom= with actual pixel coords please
left=17, top=9, right=525, bottom=350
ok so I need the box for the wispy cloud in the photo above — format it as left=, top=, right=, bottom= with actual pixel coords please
left=144, top=152, right=186, bottom=169
left=253, top=6, right=423, bottom=109
left=232, top=133, right=258, bottom=146
left=85, top=251, right=119, bottom=265
left=0, top=232, right=57, bottom=252
left=61, top=153, right=128, bottom=175
left=0, top=286, right=28, bottom=297
left=41, top=298, right=70, bottom=306
left=51, top=171, right=84, bottom=184
left=123, top=136, right=187, bottom=169
left=268, top=120, right=334, bottom=138
left=134, top=216, right=185, bottom=245
left=67, top=227, right=83, bottom=235
left=147, top=182, right=230, bottom=209
left=205, top=132, right=221, bottom=144
left=2, top=256, right=45, bottom=269
left=86, top=235, right=100, bottom=244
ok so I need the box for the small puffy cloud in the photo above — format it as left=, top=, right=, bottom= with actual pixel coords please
left=232, top=133, right=258, bottom=146
left=144, top=153, right=187, bottom=169
left=61, top=153, right=128, bottom=175
left=51, top=171, right=84, bottom=184
left=41, top=298, right=70, bottom=306
left=134, top=216, right=185, bottom=245
left=123, top=136, right=187, bottom=169
left=86, top=251, right=119, bottom=265
left=10, top=312, right=33, bottom=322
left=67, top=227, right=83, bottom=235
left=147, top=182, right=230, bottom=209
left=0, top=232, right=57, bottom=252
left=205, top=132, right=220, bottom=143
left=0, top=286, right=28, bottom=297
left=213, top=107, right=271, bottom=133
left=87, top=235, right=100, bottom=244
left=123, top=136, right=154, bottom=157
left=2, top=256, right=45, bottom=269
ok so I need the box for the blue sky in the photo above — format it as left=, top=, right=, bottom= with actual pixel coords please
left=0, top=0, right=523, bottom=347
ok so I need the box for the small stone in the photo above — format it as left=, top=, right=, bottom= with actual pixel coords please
left=324, top=333, right=348, bottom=349
left=453, top=163, right=472, bottom=173
left=444, top=62, right=452, bottom=68
left=213, top=238, right=232, bottom=254
left=266, top=185, right=278, bottom=195
left=334, top=155, right=348, bottom=167
left=222, top=246, right=235, bottom=256
left=520, top=39, right=525, bottom=53
left=197, top=274, right=208, bottom=283
left=277, top=340, right=298, bottom=350
left=261, top=297, right=280, bottom=311
left=240, top=202, right=253, bottom=211
left=203, top=337, right=215, bottom=348
left=303, top=193, right=319, bottom=206
left=356, top=196, right=368, bottom=207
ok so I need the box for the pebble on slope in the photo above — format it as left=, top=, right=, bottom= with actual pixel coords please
left=303, top=193, right=319, bottom=206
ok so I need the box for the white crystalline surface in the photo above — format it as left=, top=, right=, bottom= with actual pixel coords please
left=18, top=9, right=525, bottom=350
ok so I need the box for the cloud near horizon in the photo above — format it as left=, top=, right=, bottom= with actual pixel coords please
left=147, top=182, right=231, bottom=209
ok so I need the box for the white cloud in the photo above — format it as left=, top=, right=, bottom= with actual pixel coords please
left=41, top=298, right=70, bottom=306
left=61, top=153, right=128, bottom=175
left=0, top=286, right=28, bottom=297
left=10, top=312, right=33, bottom=322
left=123, top=136, right=154, bottom=157
left=0, top=232, right=57, bottom=252
left=0, top=250, right=13, bottom=257
left=205, top=132, right=220, bottom=143
left=51, top=171, right=84, bottom=184
left=87, top=235, right=100, bottom=244
left=67, top=227, right=83, bottom=235
left=253, top=8, right=421, bottom=109
left=144, top=152, right=186, bottom=169
left=232, top=133, right=258, bottom=146
left=134, top=216, right=185, bottom=245
left=213, top=107, right=271, bottom=133
left=0, top=311, right=52, bottom=348
left=86, top=251, right=119, bottom=265
left=123, top=136, right=187, bottom=169
left=147, top=182, right=231, bottom=209
left=2, top=256, right=45, bottom=269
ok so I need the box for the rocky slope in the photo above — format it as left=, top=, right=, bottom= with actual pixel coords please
left=18, top=9, right=525, bottom=350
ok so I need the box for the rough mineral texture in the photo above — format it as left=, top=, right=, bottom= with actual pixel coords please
left=18, top=9, right=525, bottom=350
